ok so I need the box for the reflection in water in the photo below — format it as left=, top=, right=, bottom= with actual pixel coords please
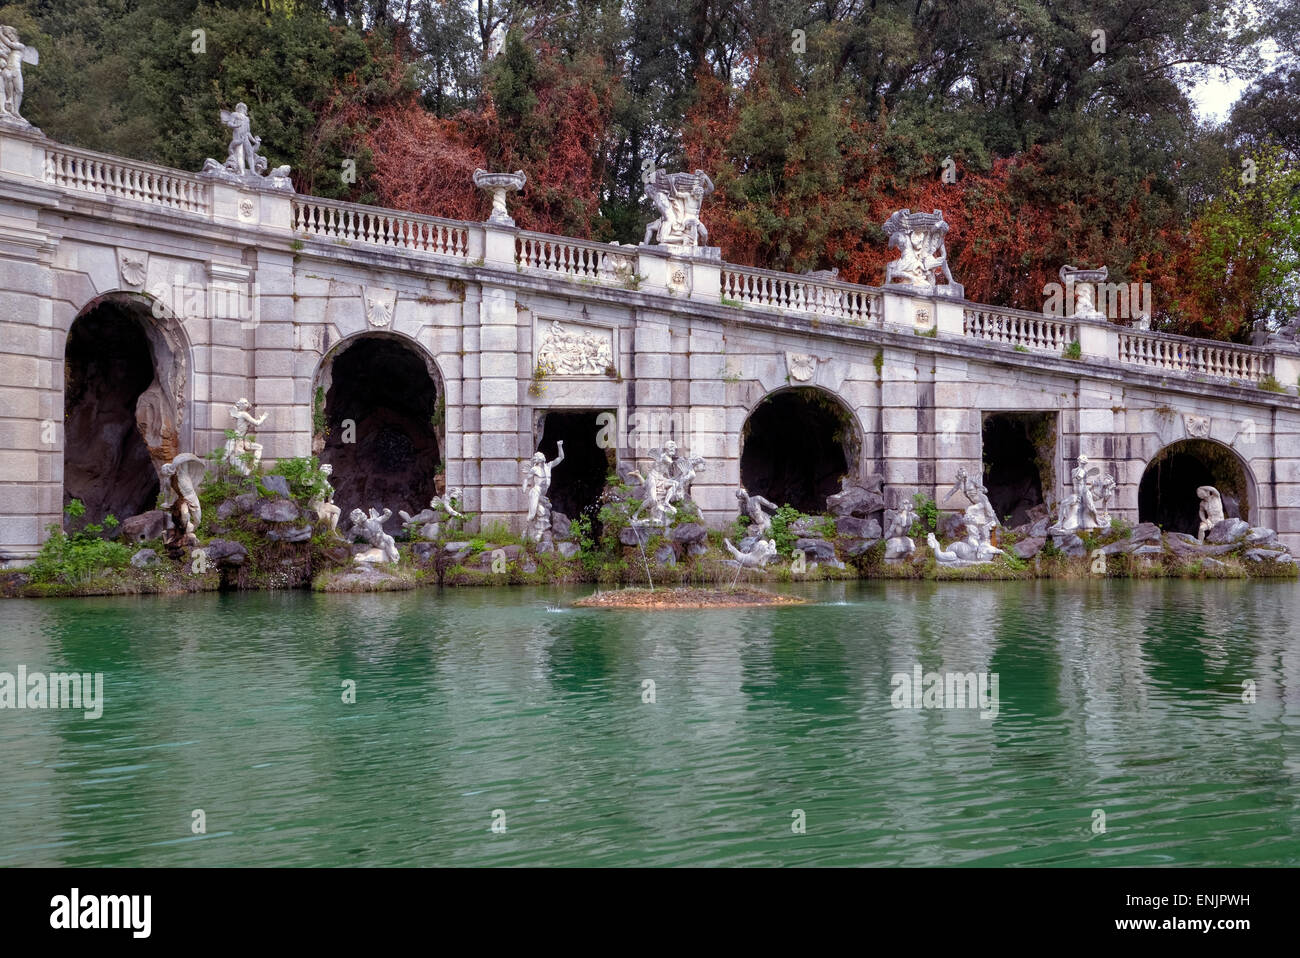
left=0, top=579, right=1298, bottom=866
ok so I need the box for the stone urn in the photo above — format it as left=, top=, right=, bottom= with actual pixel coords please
left=472, top=169, right=526, bottom=227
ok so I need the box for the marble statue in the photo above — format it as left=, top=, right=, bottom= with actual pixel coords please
left=643, top=169, right=714, bottom=247
left=523, top=443, right=564, bottom=522
left=1252, top=314, right=1300, bottom=348
left=882, top=500, right=918, bottom=561
left=927, top=531, right=1004, bottom=566
left=942, top=466, right=999, bottom=544
left=399, top=487, right=464, bottom=539
left=1060, top=265, right=1108, bottom=320
left=473, top=169, right=526, bottom=226
left=736, top=487, right=779, bottom=537
left=201, top=103, right=293, bottom=190
left=1050, top=455, right=1115, bottom=533
left=309, top=463, right=341, bottom=535
left=1197, top=486, right=1225, bottom=543
left=222, top=398, right=267, bottom=475
left=723, top=537, right=778, bottom=569
left=628, top=441, right=706, bottom=528
left=0, top=25, right=37, bottom=126
left=349, top=507, right=399, bottom=564
left=535, top=321, right=614, bottom=375
left=160, top=453, right=206, bottom=552
left=883, top=209, right=961, bottom=294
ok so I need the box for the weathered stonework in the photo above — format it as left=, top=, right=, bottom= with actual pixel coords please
left=1, top=126, right=1299, bottom=562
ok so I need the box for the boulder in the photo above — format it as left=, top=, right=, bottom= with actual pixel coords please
left=1050, top=533, right=1087, bottom=558
left=670, top=522, right=708, bottom=545
left=121, top=510, right=170, bottom=543
left=1200, top=557, right=1228, bottom=571
left=794, top=538, right=836, bottom=561
left=790, top=517, right=821, bottom=537
left=1099, top=539, right=1135, bottom=555
left=847, top=538, right=882, bottom=557
left=130, top=548, right=159, bottom=568
left=1244, top=527, right=1279, bottom=547
left=550, top=511, right=572, bottom=539
left=521, top=560, right=537, bottom=574
left=619, top=525, right=652, bottom=547
left=687, top=541, right=708, bottom=558
left=1028, top=517, right=1050, bottom=538
left=444, top=541, right=471, bottom=553
left=257, top=499, right=300, bottom=523
left=1131, top=544, right=1164, bottom=557
left=537, top=540, right=555, bottom=554
left=268, top=525, right=312, bottom=543
left=202, top=539, right=248, bottom=567
left=653, top=544, right=676, bottom=566
left=836, top=516, right=882, bottom=539
left=1012, top=536, right=1045, bottom=559
left=1207, top=518, right=1251, bottom=544
left=557, top=541, right=580, bottom=560
left=884, top=537, right=915, bottom=561
left=1130, top=522, right=1162, bottom=543
left=261, top=475, right=292, bottom=499
left=411, top=542, right=437, bottom=562
left=938, top=513, right=968, bottom=542
left=826, top=483, right=885, bottom=518
left=216, top=492, right=259, bottom=520
left=1244, top=548, right=1294, bottom=563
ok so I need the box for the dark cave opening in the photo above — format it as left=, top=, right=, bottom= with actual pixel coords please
left=1139, top=439, right=1249, bottom=535
left=63, top=305, right=159, bottom=523
left=320, top=337, right=441, bottom=532
left=537, top=410, right=611, bottom=523
left=740, top=389, right=852, bottom=514
left=981, top=412, right=1054, bottom=526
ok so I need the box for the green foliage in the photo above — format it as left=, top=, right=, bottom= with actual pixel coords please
left=1062, top=341, right=1082, bottom=360
left=767, top=505, right=804, bottom=556
left=909, top=494, right=939, bottom=538
left=1013, top=344, right=1029, bottom=353
left=312, top=386, right=327, bottom=437
left=1109, top=517, right=1134, bottom=539
left=268, top=456, right=331, bottom=504
left=29, top=500, right=132, bottom=584
left=873, top=351, right=884, bottom=376
left=1259, top=374, right=1286, bottom=393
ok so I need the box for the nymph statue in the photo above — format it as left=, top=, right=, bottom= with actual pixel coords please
left=222, top=398, right=267, bottom=475
left=723, top=537, right=778, bottom=569
left=643, top=169, right=714, bottom=247
left=400, top=487, right=464, bottom=539
left=882, top=499, right=919, bottom=561
left=736, top=487, right=779, bottom=538
left=0, top=25, right=36, bottom=125
left=927, top=530, right=1004, bottom=566
left=1050, top=455, right=1115, bottom=533
left=942, top=466, right=999, bottom=544
left=1197, top=486, right=1225, bottom=543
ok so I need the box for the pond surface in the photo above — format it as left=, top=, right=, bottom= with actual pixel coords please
left=2, top=580, right=1298, bottom=866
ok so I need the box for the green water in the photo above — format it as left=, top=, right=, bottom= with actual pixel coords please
left=1, top=580, right=1298, bottom=866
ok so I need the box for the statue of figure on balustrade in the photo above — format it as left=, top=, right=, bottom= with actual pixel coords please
left=643, top=169, right=714, bottom=248
left=883, top=209, right=962, bottom=296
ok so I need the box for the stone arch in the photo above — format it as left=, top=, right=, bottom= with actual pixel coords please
left=312, top=331, right=445, bottom=531
left=62, top=291, right=193, bottom=523
left=1138, top=438, right=1256, bottom=535
left=739, top=386, right=862, bottom=514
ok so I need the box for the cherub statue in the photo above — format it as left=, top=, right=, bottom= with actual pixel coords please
left=160, top=453, right=206, bottom=552
left=349, top=507, right=399, bottom=564
left=222, top=398, right=267, bottom=475
left=723, top=537, right=778, bottom=569
left=308, top=463, right=341, bottom=535
left=628, top=441, right=706, bottom=527
left=882, top=498, right=919, bottom=561
left=736, top=487, right=779, bottom=537
left=0, top=25, right=37, bottom=124
left=1197, top=486, right=1225, bottom=543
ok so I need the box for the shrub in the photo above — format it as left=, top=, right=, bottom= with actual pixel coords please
left=909, top=493, right=939, bottom=538
left=1062, top=340, right=1082, bottom=360
left=268, top=456, right=331, bottom=503
left=29, top=501, right=132, bottom=585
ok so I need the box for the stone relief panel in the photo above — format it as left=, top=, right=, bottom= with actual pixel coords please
left=535, top=319, right=615, bottom=375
